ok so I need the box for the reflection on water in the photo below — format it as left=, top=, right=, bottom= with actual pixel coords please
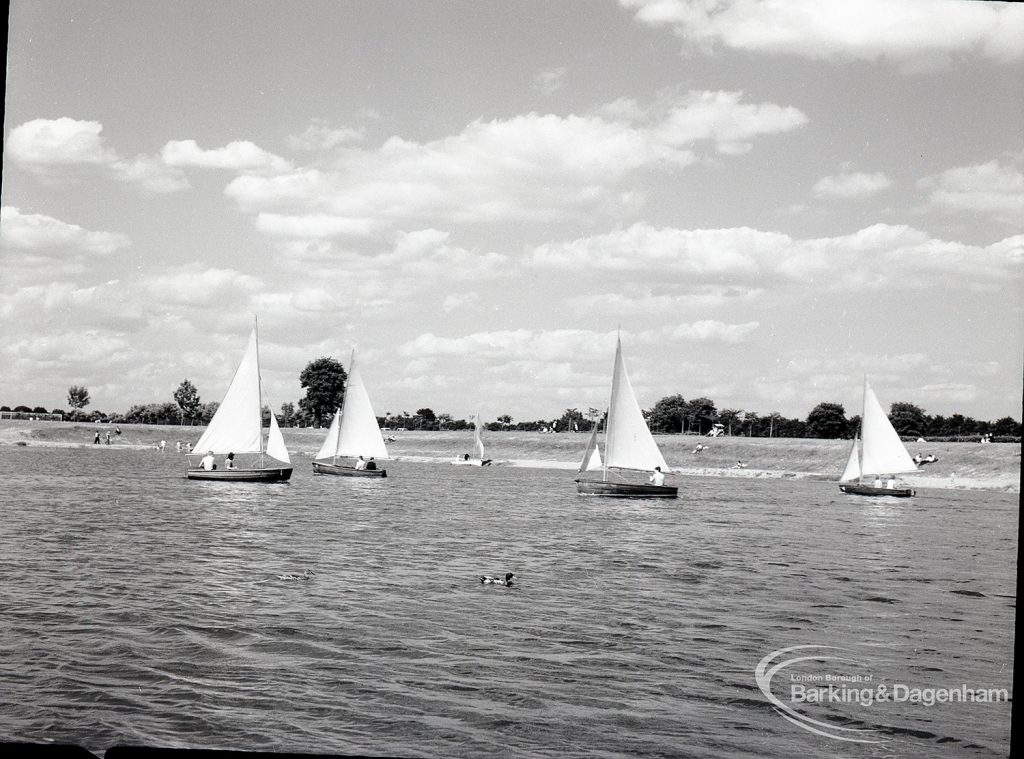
left=0, top=445, right=1015, bottom=758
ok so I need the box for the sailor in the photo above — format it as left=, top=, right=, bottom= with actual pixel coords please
left=650, top=466, right=665, bottom=486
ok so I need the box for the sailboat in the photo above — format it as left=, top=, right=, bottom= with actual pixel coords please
left=451, top=413, right=492, bottom=465
left=186, top=322, right=292, bottom=482
left=311, top=351, right=389, bottom=477
left=838, top=378, right=917, bottom=497
left=575, top=335, right=677, bottom=498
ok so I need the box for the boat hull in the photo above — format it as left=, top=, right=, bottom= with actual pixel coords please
left=312, top=461, right=387, bottom=477
left=187, top=467, right=292, bottom=482
left=839, top=483, right=914, bottom=498
left=575, top=479, right=678, bottom=498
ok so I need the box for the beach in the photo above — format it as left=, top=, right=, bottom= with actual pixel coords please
left=2, top=420, right=1018, bottom=492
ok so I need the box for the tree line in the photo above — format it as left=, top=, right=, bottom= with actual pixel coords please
left=3, top=359, right=1019, bottom=441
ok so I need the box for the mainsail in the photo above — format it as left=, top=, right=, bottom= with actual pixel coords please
left=314, top=353, right=389, bottom=461
left=860, top=379, right=916, bottom=475
left=194, top=328, right=263, bottom=455
left=603, top=336, right=668, bottom=472
left=473, top=414, right=486, bottom=460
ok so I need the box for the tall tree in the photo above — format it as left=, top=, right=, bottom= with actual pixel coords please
left=279, top=402, right=296, bottom=427
left=67, top=385, right=90, bottom=419
left=648, top=394, right=688, bottom=433
left=806, top=402, right=847, bottom=439
left=173, top=379, right=202, bottom=424
left=888, top=402, right=927, bottom=438
left=298, top=357, right=347, bottom=427
left=685, top=397, right=718, bottom=435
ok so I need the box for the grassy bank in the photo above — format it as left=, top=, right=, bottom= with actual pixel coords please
left=2, top=420, right=1019, bottom=492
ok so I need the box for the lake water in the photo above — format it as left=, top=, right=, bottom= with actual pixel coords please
left=0, top=445, right=1015, bottom=758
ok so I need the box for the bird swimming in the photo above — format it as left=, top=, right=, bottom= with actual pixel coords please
left=480, top=572, right=514, bottom=586
left=277, top=569, right=316, bottom=581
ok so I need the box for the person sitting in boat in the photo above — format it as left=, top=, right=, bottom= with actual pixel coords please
left=873, top=477, right=882, bottom=488
left=354, top=456, right=367, bottom=470
left=365, top=457, right=377, bottom=471
left=226, top=452, right=236, bottom=470
left=200, top=451, right=216, bottom=471
left=886, top=479, right=896, bottom=489
left=731, top=460, right=746, bottom=469
left=649, top=466, right=665, bottom=486
left=463, top=453, right=471, bottom=461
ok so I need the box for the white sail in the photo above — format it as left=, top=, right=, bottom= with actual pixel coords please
left=840, top=436, right=861, bottom=482
left=473, top=414, right=486, bottom=460
left=314, top=408, right=343, bottom=461
left=265, top=412, right=291, bottom=464
left=579, top=422, right=603, bottom=472
left=194, top=328, right=263, bottom=454
left=603, top=336, right=668, bottom=472
left=860, top=379, right=917, bottom=475
left=335, top=357, right=389, bottom=459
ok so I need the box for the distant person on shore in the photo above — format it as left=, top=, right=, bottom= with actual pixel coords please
left=692, top=443, right=706, bottom=454
left=94, top=431, right=100, bottom=444
left=226, top=452, right=236, bottom=470
left=649, top=466, right=665, bottom=486
left=200, top=451, right=216, bottom=471
left=176, top=441, right=182, bottom=453
left=159, top=440, right=166, bottom=452
left=115, top=426, right=121, bottom=436
left=732, top=461, right=746, bottom=469
left=105, top=431, right=111, bottom=445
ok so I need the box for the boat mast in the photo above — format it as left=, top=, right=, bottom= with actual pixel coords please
left=335, top=349, right=355, bottom=465
left=602, top=330, right=621, bottom=483
left=255, top=315, right=265, bottom=468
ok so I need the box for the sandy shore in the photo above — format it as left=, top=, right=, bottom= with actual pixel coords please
left=2, top=421, right=1018, bottom=492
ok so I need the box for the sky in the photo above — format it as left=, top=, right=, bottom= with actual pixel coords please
left=2, top=0, right=1022, bottom=425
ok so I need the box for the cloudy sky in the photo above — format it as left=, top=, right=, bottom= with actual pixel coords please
left=2, top=0, right=1022, bottom=424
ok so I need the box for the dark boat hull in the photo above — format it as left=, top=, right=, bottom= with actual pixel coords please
left=839, top=483, right=914, bottom=498
left=312, top=461, right=387, bottom=477
left=187, top=467, right=292, bottom=482
left=575, top=479, right=678, bottom=498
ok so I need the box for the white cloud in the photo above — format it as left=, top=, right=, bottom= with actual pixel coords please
left=142, top=264, right=264, bottom=307
left=528, top=222, right=1023, bottom=289
left=442, top=292, right=480, bottom=312
left=399, top=329, right=610, bottom=362
left=6, top=118, right=188, bottom=192
left=255, top=213, right=383, bottom=239
left=3, top=331, right=132, bottom=365
left=812, top=171, right=892, bottom=199
left=620, top=0, right=1024, bottom=67
left=225, top=92, right=805, bottom=228
left=161, top=139, right=293, bottom=173
left=919, top=159, right=1024, bottom=222
left=654, top=90, right=808, bottom=155
left=286, top=120, right=365, bottom=152
left=0, top=207, right=130, bottom=255
left=666, top=319, right=760, bottom=343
